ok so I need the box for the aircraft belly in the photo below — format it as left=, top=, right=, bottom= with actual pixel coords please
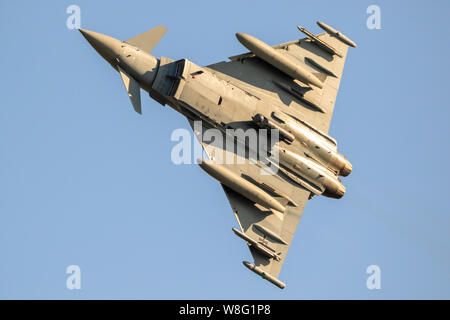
left=176, top=74, right=259, bottom=126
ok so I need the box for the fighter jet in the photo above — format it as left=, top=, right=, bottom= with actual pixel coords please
left=79, top=22, right=356, bottom=289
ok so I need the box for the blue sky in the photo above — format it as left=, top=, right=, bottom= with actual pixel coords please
left=1, top=0, right=449, bottom=299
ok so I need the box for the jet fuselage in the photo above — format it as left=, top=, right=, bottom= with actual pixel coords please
left=79, top=29, right=350, bottom=199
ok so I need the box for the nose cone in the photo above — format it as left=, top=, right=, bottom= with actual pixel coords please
left=79, top=29, right=121, bottom=65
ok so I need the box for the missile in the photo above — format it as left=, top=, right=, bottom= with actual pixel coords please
left=198, top=160, right=285, bottom=213
left=297, top=25, right=342, bottom=57
left=236, top=33, right=324, bottom=89
left=272, top=111, right=337, bottom=148
left=272, top=112, right=352, bottom=176
left=316, top=21, right=357, bottom=48
left=277, top=147, right=346, bottom=199
left=232, top=228, right=280, bottom=261
left=252, top=113, right=295, bottom=143
left=242, top=261, right=286, bottom=289
left=253, top=224, right=288, bottom=245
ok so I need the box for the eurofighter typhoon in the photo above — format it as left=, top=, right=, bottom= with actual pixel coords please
left=79, top=21, right=356, bottom=289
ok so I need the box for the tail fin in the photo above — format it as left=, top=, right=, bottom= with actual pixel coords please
left=125, top=25, right=167, bottom=53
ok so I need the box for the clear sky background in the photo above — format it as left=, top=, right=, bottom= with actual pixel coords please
left=1, top=0, right=449, bottom=299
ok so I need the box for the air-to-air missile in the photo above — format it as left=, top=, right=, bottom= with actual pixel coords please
left=270, top=112, right=353, bottom=177
left=242, top=261, right=286, bottom=289
left=316, top=21, right=357, bottom=48
left=235, top=33, right=324, bottom=89
left=297, top=25, right=343, bottom=58
left=252, top=113, right=295, bottom=144
left=277, top=147, right=346, bottom=199
left=198, top=160, right=285, bottom=213
left=232, top=228, right=281, bottom=261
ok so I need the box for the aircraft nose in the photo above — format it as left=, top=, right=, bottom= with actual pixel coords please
left=79, top=29, right=121, bottom=65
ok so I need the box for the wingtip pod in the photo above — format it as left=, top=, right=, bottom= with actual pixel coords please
left=242, top=261, right=286, bottom=289
left=316, top=21, right=357, bottom=48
